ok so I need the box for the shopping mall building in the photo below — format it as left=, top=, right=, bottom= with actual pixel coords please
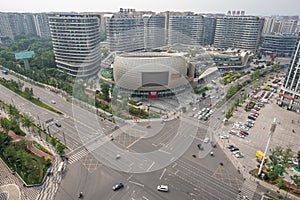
left=99, top=52, right=195, bottom=98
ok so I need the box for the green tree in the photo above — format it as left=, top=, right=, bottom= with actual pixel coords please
left=21, top=114, right=34, bottom=131
left=277, top=180, right=286, bottom=190
left=281, top=146, right=293, bottom=172
left=0, top=132, right=12, bottom=151
left=100, top=83, right=110, bottom=102
left=56, top=143, right=65, bottom=156
left=297, top=150, right=300, bottom=168
left=0, top=118, right=10, bottom=130
left=268, top=167, right=279, bottom=182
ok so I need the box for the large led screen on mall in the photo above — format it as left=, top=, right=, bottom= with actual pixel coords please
left=142, top=72, right=169, bottom=87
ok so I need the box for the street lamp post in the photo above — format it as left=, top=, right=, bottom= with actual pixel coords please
left=258, top=118, right=277, bottom=176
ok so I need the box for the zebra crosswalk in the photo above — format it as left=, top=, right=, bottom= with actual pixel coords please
left=35, top=158, right=62, bottom=200
left=237, top=175, right=258, bottom=200
left=67, top=127, right=126, bottom=165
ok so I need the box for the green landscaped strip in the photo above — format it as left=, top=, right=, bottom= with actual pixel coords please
left=294, top=167, right=300, bottom=172
left=0, top=78, right=63, bottom=115
left=33, top=141, right=53, bottom=156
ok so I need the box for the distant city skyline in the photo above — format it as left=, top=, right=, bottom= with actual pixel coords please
left=0, top=0, right=299, bottom=16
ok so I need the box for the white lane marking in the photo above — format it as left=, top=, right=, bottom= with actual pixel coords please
left=146, top=162, right=155, bottom=172
left=159, top=168, right=167, bottom=180
left=127, top=175, right=133, bottom=181
left=129, top=181, right=144, bottom=187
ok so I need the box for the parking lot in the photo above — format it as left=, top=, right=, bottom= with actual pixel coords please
left=222, top=84, right=300, bottom=174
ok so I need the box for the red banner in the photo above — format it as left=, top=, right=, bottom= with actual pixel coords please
left=148, top=91, right=158, bottom=99
left=280, top=93, right=294, bottom=100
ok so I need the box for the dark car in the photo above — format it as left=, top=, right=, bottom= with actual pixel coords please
left=112, top=183, right=124, bottom=191
left=239, top=131, right=247, bottom=137
left=240, top=131, right=249, bottom=135
left=55, top=122, right=62, bottom=127
left=230, top=147, right=239, bottom=152
left=197, top=144, right=203, bottom=150
left=248, top=116, right=256, bottom=121
left=227, top=145, right=235, bottom=149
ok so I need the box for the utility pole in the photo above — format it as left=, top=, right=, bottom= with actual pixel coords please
left=62, top=131, right=67, bottom=146
left=258, top=118, right=277, bottom=176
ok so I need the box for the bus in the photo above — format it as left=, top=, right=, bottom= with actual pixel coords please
left=57, top=161, right=64, bottom=173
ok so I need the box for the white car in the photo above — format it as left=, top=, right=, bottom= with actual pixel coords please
left=292, top=158, right=299, bottom=166
left=51, top=100, right=56, bottom=104
left=203, top=138, right=210, bottom=143
left=220, top=135, right=229, bottom=139
left=192, top=107, right=197, bottom=111
left=235, top=152, right=244, bottom=158
left=157, top=185, right=168, bottom=192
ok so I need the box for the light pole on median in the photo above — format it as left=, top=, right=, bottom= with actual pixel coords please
left=258, top=118, right=277, bottom=176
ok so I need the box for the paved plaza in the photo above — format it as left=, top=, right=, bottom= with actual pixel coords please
left=222, top=87, right=300, bottom=176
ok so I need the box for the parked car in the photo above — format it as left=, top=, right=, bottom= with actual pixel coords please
left=292, top=158, right=299, bottom=166
left=236, top=133, right=245, bottom=138
left=230, top=147, right=239, bottom=152
left=220, top=135, right=229, bottom=139
left=248, top=116, right=256, bottom=121
left=112, top=183, right=124, bottom=191
left=240, top=131, right=249, bottom=135
left=239, top=131, right=247, bottom=137
left=229, top=130, right=237, bottom=135
left=235, top=152, right=244, bottom=158
left=253, top=107, right=260, bottom=111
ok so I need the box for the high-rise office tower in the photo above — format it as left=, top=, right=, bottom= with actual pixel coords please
left=214, top=15, right=264, bottom=51
left=33, top=13, right=51, bottom=38
left=262, top=17, right=276, bottom=35
left=105, top=13, right=144, bottom=52
left=0, top=13, right=13, bottom=41
left=203, top=16, right=216, bottom=46
left=143, top=14, right=166, bottom=49
left=0, top=12, right=50, bottom=41
left=279, top=32, right=300, bottom=113
left=48, top=13, right=101, bottom=77
left=279, top=20, right=298, bottom=33
left=260, top=33, right=298, bottom=57
left=168, top=15, right=204, bottom=46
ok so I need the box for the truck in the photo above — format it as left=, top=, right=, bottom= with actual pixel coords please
left=256, top=150, right=267, bottom=163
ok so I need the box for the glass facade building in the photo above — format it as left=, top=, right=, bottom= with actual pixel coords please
left=48, top=13, right=101, bottom=77
left=279, top=32, right=300, bottom=113
left=260, top=33, right=298, bottom=57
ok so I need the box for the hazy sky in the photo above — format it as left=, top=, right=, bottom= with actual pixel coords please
left=0, top=0, right=299, bottom=16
